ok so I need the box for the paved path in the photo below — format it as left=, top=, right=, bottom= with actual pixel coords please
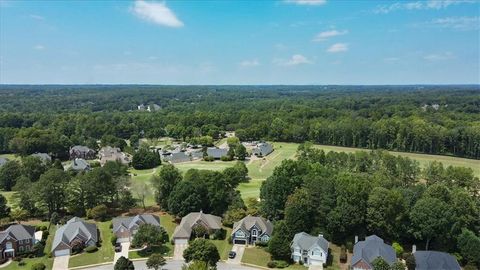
left=113, top=242, right=130, bottom=263
left=173, top=243, right=188, bottom=260
left=52, top=255, right=70, bottom=270
left=82, top=260, right=261, bottom=270
left=226, top=244, right=245, bottom=265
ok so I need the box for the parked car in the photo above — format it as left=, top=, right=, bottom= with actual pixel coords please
left=115, top=243, right=122, bottom=252
left=229, top=251, right=236, bottom=259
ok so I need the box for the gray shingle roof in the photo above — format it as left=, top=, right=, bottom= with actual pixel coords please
left=0, top=224, right=35, bottom=242
left=71, top=145, right=94, bottom=153
left=112, top=214, right=160, bottom=233
left=206, top=147, right=228, bottom=159
left=232, top=215, right=273, bottom=237
left=291, top=232, right=329, bottom=253
left=31, top=153, right=52, bottom=163
left=351, top=235, right=396, bottom=267
left=173, top=212, right=222, bottom=239
left=165, top=152, right=191, bottom=163
left=252, top=142, right=273, bottom=156
left=414, top=251, right=461, bottom=270
left=70, top=158, right=90, bottom=171
left=52, top=217, right=98, bottom=252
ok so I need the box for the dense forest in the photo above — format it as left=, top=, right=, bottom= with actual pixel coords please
left=0, top=85, right=479, bottom=159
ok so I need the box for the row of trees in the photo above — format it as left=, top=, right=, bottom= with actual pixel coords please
left=262, top=145, right=479, bottom=267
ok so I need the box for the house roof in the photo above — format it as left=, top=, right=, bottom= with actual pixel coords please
left=112, top=214, right=160, bottom=233
left=206, top=147, right=228, bottom=158
left=291, top=232, right=329, bottom=253
left=52, top=217, right=98, bottom=252
left=0, top=224, right=35, bottom=242
left=70, top=145, right=94, bottom=153
left=232, top=215, right=273, bottom=237
left=351, top=235, right=396, bottom=267
left=70, top=158, right=90, bottom=171
left=31, top=153, right=52, bottom=163
left=173, top=212, right=222, bottom=239
left=0, top=157, right=8, bottom=167
left=414, top=251, right=461, bottom=270
left=252, top=142, right=273, bottom=156
left=165, top=152, right=191, bottom=163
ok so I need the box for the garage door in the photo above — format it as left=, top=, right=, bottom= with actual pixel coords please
left=234, top=239, right=246, bottom=245
left=175, top=238, right=188, bottom=244
left=116, top=237, right=130, bottom=243
left=54, top=249, right=70, bottom=257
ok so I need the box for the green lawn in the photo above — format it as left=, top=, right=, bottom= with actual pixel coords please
left=128, top=244, right=172, bottom=259
left=241, top=246, right=271, bottom=267
left=175, top=161, right=237, bottom=173
left=160, top=213, right=178, bottom=236
left=68, top=221, right=114, bottom=268
left=211, top=228, right=232, bottom=261
left=3, top=223, right=55, bottom=270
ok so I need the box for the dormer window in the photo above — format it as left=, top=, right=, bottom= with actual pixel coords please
left=252, top=229, right=257, bottom=236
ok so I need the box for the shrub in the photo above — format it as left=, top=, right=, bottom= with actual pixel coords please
left=392, top=242, right=404, bottom=257
left=203, top=156, right=214, bottom=162
left=41, top=231, right=49, bottom=241
left=87, top=204, right=108, bottom=221
left=340, top=245, right=348, bottom=263
left=275, top=260, right=289, bottom=268
left=85, top=246, right=98, bottom=253
left=267, top=261, right=277, bottom=268
left=111, top=235, right=118, bottom=246
left=463, top=264, right=478, bottom=270
left=256, top=241, right=268, bottom=247
left=346, top=241, right=353, bottom=252
left=220, top=156, right=232, bottom=161
left=31, top=262, right=46, bottom=270
left=212, top=229, right=226, bottom=240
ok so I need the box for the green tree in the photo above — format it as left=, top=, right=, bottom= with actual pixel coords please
left=131, top=224, right=168, bottom=249
left=114, top=256, right=134, bottom=270
left=34, top=168, right=69, bottom=217
left=0, top=160, right=22, bottom=191
left=181, top=261, right=209, bottom=270
left=152, top=164, right=182, bottom=210
left=372, top=257, right=390, bottom=270
left=0, top=194, right=10, bottom=219
left=222, top=208, right=247, bottom=227
left=267, top=220, right=292, bottom=260
left=367, top=187, right=406, bottom=239
left=457, top=229, right=480, bottom=266
left=235, top=143, right=247, bottom=160
left=21, top=156, right=48, bottom=182
left=86, top=204, right=108, bottom=221
left=10, top=208, right=28, bottom=223
left=146, top=254, right=166, bottom=270
left=285, top=188, right=315, bottom=234
left=168, top=180, right=208, bottom=217
left=391, top=242, right=404, bottom=258
left=183, top=238, right=220, bottom=267
left=132, top=147, right=161, bottom=170
left=390, top=262, right=405, bottom=270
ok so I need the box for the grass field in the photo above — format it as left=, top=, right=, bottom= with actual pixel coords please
left=68, top=221, right=114, bottom=268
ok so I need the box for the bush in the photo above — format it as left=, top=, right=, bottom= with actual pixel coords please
left=41, top=231, right=49, bottom=241
left=85, top=246, right=98, bottom=253
left=87, top=204, right=109, bottom=221
left=346, top=241, right=353, bottom=252
left=256, top=241, right=268, bottom=247
left=392, top=242, right=404, bottom=257
left=36, top=225, right=47, bottom=231
left=203, top=156, right=214, bottom=162
left=275, top=260, right=289, bottom=268
left=31, top=262, right=46, bottom=270
left=463, top=264, right=478, bottom=270
left=111, top=235, right=118, bottom=246
left=220, top=156, right=232, bottom=161
left=212, top=229, right=226, bottom=240
left=267, top=261, right=277, bottom=268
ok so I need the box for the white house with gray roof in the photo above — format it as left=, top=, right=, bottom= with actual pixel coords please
left=351, top=235, right=396, bottom=270
left=51, top=217, right=98, bottom=257
left=252, top=142, right=273, bottom=157
left=69, top=158, right=91, bottom=172
left=206, top=147, right=228, bottom=159
left=112, top=214, right=160, bottom=243
left=231, top=215, right=273, bottom=245
left=172, top=211, right=222, bottom=244
left=291, top=232, right=329, bottom=266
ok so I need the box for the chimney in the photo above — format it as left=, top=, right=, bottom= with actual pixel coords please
left=355, top=235, right=358, bottom=244
left=318, top=234, right=323, bottom=238
left=412, top=244, right=417, bottom=253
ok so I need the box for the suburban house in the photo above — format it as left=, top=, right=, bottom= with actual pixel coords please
left=30, top=153, right=52, bottom=164
left=0, top=157, right=7, bottom=168
left=0, top=224, right=36, bottom=258
left=51, top=217, right=98, bottom=257
left=172, top=211, right=222, bottom=244
left=98, top=146, right=130, bottom=166
left=291, top=232, right=329, bottom=266
left=206, top=147, right=228, bottom=159
left=138, top=104, right=161, bottom=112
left=231, top=215, right=273, bottom=245
left=112, top=214, right=161, bottom=243
left=413, top=250, right=461, bottom=270
left=69, top=158, right=91, bottom=172
left=69, top=145, right=96, bottom=160
left=252, top=142, right=273, bottom=157
left=351, top=235, right=396, bottom=270
left=164, top=151, right=191, bottom=164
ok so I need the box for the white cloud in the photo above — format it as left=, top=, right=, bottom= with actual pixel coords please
left=285, top=0, right=326, bottom=5
left=29, top=14, right=45, bottom=20
left=33, top=45, right=45, bottom=50
left=239, top=59, right=260, bottom=67
left=132, top=0, right=183, bottom=28
left=327, top=43, right=348, bottom=53
left=274, top=54, right=313, bottom=66
left=430, top=16, right=480, bottom=31
left=313, top=29, right=348, bottom=42
left=374, top=0, right=475, bottom=14
left=424, top=52, right=455, bottom=61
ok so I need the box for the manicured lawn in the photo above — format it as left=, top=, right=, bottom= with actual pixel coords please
left=159, top=213, right=178, bottom=237
left=241, top=246, right=271, bottom=267
left=175, top=161, right=237, bottom=173
left=210, top=228, right=232, bottom=261
left=68, top=221, right=114, bottom=268
left=128, top=244, right=172, bottom=259
left=3, top=223, right=55, bottom=270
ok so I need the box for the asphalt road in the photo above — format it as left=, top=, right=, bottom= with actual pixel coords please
left=80, top=260, right=260, bottom=270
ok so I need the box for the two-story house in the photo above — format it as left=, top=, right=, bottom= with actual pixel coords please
left=351, top=235, right=396, bottom=270
left=69, top=145, right=96, bottom=160
left=0, top=224, right=36, bottom=258
left=231, top=215, right=273, bottom=245
left=291, top=232, right=329, bottom=266
left=112, top=214, right=161, bottom=243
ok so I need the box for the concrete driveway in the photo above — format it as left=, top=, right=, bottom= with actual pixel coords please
left=226, top=244, right=245, bottom=265
left=114, top=242, right=130, bottom=263
left=173, top=243, right=188, bottom=260
left=52, top=255, right=70, bottom=270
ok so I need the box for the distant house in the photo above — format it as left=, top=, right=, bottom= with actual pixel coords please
left=99, top=146, right=130, bottom=166
left=252, top=142, right=273, bottom=157
left=414, top=250, right=461, bottom=270
left=30, top=153, right=52, bottom=164
left=172, top=211, right=222, bottom=244
left=137, top=104, right=146, bottom=111
left=206, top=147, right=228, bottom=159
left=0, top=224, right=36, bottom=258
left=69, top=145, right=96, bottom=160
left=231, top=215, right=273, bottom=245
left=164, top=152, right=191, bottom=164
left=291, top=232, right=329, bottom=266
left=148, top=104, right=161, bottom=112
left=351, top=235, right=396, bottom=270
left=0, top=157, right=8, bottom=168
left=112, top=214, right=161, bottom=243
left=51, top=217, right=98, bottom=257
left=69, top=158, right=91, bottom=172
left=190, top=150, right=204, bottom=160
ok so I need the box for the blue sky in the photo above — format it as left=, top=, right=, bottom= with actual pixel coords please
left=0, top=0, right=479, bottom=84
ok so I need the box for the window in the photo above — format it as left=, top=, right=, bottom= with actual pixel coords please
left=26, top=239, right=29, bottom=244
left=252, top=229, right=257, bottom=237
left=19, top=246, right=24, bottom=252
left=19, top=240, right=22, bottom=244
left=302, top=250, right=308, bottom=256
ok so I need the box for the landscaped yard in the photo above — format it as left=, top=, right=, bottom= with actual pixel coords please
left=210, top=228, right=233, bottom=261
left=68, top=221, right=114, bottom=268
left=128, top=244, right=172, bottom=259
